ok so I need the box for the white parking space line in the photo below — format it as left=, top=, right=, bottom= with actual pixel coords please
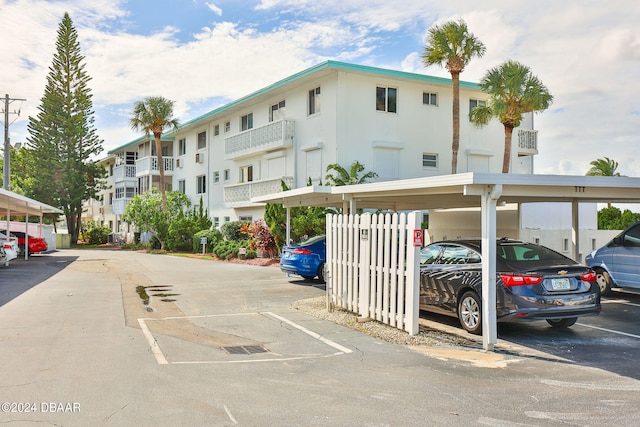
left=137, top=318, right=169, bottom=365
left=576, top=323, right=640, bottom=340
left=137, top=312, right=352, bottom=365
left=263, top=312, right=354, bottom=354
left=602, top=299, right=640, bottom=308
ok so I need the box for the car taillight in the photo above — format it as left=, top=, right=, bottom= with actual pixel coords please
left=500, top=273, right=543, bottom=286
left=580, top=271, right=597, bottom=282
left=291, top=248, right=312, bottom=255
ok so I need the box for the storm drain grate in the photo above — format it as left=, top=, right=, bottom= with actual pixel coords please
left=222, top=345, right=269, bottom=355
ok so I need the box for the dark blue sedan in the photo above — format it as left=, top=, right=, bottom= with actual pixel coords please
left=280, top=235, right=326, bottom=282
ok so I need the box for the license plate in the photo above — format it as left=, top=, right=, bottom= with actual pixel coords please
left=551, top=278, right=570, bottom=290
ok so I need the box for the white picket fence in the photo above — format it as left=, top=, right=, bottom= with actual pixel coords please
left=325, top=211, right=422, bottom=335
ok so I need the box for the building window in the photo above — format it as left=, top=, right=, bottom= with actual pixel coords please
left=239, top=165, right=253, bottom=183
left=197, top=131, right=206, bottom=149
left=126, top=186, right=136, bottom=198
left=469, top=99, right=486, bottom=120
left=178, top=179, right=186, bottom=193
left=423, top=92, right=437, bottom=106
left=196, top=175, right=206, bottom=194
left=422, top=153, right=438, bottom=168
left=224, top=216, right=230, bottom=223
left=239, top=216, right=253, bottom=222
left=308, top=87, right=321, bottom=115
left=269, top=100, right=286, bottom=122
left=376, top=86, right=397, bottom=113
left=224, top=169, right=230, bottom=182
left=224, top=121, right=230, bottom=133
left=178, top=138, right=186, bottom=155
left=213, top=171, right=220, bottom=183
left=241, top=113, right=253, bottom=131
left=214, top=124, right=220, bottom=136
left=213, top=217, right=220, bottom=228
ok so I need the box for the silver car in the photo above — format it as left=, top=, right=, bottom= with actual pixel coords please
left=585, top=221, right=640, bottom=296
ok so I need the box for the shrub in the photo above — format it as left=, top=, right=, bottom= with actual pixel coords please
left=213, top=239, right=251, bottom=260
left=193, top=229, right=223, bottom=253
left=166, top=216, right=199, bottom=252
left=84, top=221, right=111, bottom=245
left=221, top=220, right=250, bottom=241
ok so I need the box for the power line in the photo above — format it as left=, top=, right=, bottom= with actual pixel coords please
left=1, top=94, right=27, bottom=191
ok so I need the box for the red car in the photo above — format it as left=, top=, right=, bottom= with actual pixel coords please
left=0, top=230, right=48, bottom=255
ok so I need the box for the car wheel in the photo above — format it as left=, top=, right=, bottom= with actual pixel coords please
left=546, top=317, right=578, bottom=328
left=318, top=263, right=326, bottom=283
left=595, top=269, right=612, bottom=296
left=458, top=291, right=482, bottom=335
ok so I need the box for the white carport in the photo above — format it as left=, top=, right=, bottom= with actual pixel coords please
left=253, top=173, right=640, bottom=350
left=0, top=188, right=62, bottom=261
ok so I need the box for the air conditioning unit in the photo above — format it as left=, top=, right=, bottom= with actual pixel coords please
left=176, top=158, right=182, bottom=168
left=196, top=153, right=204, bottom=163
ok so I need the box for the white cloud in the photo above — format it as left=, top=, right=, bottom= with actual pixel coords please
left=205, top=2, right=222, bottom=16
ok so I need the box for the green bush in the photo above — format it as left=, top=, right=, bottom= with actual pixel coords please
left=167, top=216, right=199, bottom=252
left=213, top=239, right=251, bottom=260
left=220, top=220, right=250, bottom=241
left=193, top=229, right=223, bottom=253
left=84, top=221, right=111, bottom=245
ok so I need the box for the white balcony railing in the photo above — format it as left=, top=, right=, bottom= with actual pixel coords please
left=112, top=199, right=130, bottom=215
left=225, top=119, right=294, bottom=159
left=517, top=129, right=538, bottom=154
left=135, top=156, right=174, bottom=177
left=224, top=176, right=294, bottom=205
left=113, top=165, right=137, bottom=183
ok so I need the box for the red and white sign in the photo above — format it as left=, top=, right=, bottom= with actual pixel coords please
left=413, top=230, right=423, bottom=247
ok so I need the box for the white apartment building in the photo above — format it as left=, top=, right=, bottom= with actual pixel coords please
left=93, top=60, right=538, bottom=236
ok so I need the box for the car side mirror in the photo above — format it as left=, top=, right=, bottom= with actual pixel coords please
left=611, top=236, right=622, bottom=246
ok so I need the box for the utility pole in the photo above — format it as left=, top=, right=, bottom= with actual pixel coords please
left=2, top=94, right=26, bottom=191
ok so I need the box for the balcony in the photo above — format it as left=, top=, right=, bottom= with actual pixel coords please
left=225, top=119, right=294, bottom=160
left=112, top=199, right=131, bottom=216
left=224, top=176, right=294, bottom=207
left=113, top=164, right=137, bottom=184
left=135, top=156, right=174, bottom=177
left=517, top=129, right=538, bottom=155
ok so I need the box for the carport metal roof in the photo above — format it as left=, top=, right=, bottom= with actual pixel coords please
left=0, top=188, right=62, bottom=216
left=253, top=173, right=640, bottom=351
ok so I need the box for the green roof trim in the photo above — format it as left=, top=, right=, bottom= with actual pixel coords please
left=108, top=134, right=175, bottom=155
left=108, top=60, right=479, bottom=153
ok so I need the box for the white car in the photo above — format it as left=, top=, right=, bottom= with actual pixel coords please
left=0, top=233, right=20, bottom=262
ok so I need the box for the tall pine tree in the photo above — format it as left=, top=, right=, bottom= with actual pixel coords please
left=26, top=12, right=105, bottom=243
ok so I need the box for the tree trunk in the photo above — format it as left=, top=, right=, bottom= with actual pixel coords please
left=502, top=124, right=514, bottom=173
left=154, top=135, right=168, bottom=212
left=451, top=71, right=460, bottom=174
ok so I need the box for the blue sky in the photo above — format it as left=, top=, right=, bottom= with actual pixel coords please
left=1, top=0, right=640, bottom=177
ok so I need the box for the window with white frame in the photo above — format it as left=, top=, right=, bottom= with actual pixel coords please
left=240, top=165, right=253, bottom=183
left=214, top=124, right=220, bottom=136
left=241, top=113, right=253, bottom=131
left=308, top=87, right=321, bottom=115
left=224, top=216, right=230, bottom=223
left=423, top=92, right=437, bottom=106
left=224, top=121, right=230, bottom=132
left=376, top=86, right=397, bottom=113
left=224, top=169, right=230, bottom=182
left=178, top=138, right=186, bottom=155
left=213, top=171, right=220, bottom=183
left=422, top=153, right=438, bottom=168
left=239, top=216, right=253, bottom=222
left=269, top=100, right=285, bottom=122
left=213, top=217, right=220, bottom=228
left=178, top=179, right=186, bottom=193
left=196, top=175, right=206, bottom=194
left=197, top=131, right=206, bottom=149
left=469, top=99, right=486, bottom=120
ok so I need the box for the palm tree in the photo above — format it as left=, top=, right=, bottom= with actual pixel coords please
left=422, top=19, right=486, bottom=174
left=324, top=161, right=378, bottom=186
left=470, top=60, right=553, bottom=173
left=130, top=96, right=179, bottom=212
left=586, top=157, right=622, bottom=177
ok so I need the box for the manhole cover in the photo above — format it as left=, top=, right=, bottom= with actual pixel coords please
left=221, top=345, right=269, bottom=355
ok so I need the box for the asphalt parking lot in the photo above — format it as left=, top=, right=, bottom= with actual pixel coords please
left=1, top=249, right=639, bottom=426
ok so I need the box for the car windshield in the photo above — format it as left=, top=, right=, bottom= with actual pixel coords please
left=497, top=243, right=570, bottom=262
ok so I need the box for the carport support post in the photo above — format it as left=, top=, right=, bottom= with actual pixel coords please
left=481, top=184, right=501, bottom=351
left=285, top=205, right=291, bottom=246
left=571, top=200, right=580, bottom=263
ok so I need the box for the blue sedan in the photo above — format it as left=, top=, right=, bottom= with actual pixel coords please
left=280, top=235, right=326, bottom=282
